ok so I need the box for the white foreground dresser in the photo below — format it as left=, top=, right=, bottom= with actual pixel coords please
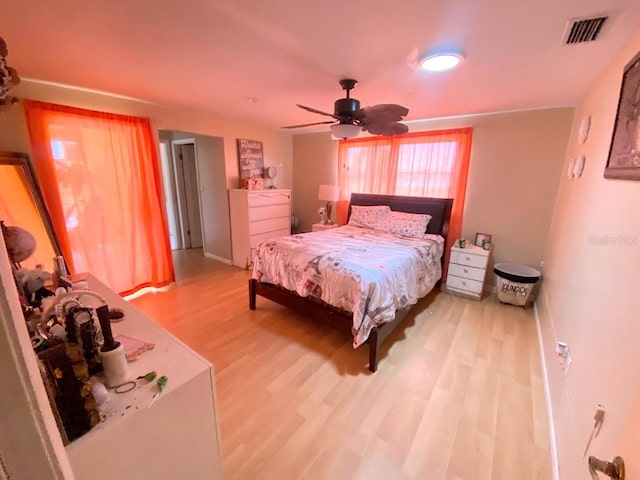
left=446, top=244, right=490, bottom=300
left=229, top=189, right=291, bottom=268
left=65, top=276, right=223, bottom=479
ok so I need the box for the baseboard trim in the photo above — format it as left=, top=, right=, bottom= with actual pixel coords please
left=204, top=252, right=232, bottom=265
left=534, top=294, right=560, bottom=480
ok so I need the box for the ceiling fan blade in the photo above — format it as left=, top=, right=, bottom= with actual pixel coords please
left=364, top=122, right=409, bottom=136
left=282, top=120, right=335, bottom=129
left=296, top=104, right=338, bottom=118
left=354, top=104, right=409, bottom=123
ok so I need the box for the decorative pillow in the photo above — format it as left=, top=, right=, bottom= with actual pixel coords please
left=378, top=211, right=432, bottom=238
left=347, top=205, right=391, bottom=229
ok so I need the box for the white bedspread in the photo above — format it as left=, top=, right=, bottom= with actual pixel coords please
left=252, top=225, right=444, bottom=347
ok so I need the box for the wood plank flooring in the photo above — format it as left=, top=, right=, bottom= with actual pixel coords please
left=130, top=249, right=552, bottom=479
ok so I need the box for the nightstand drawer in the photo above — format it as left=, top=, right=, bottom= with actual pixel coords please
left=450, top=250, right=489, bottom=269
left=448, top=263, right=486, bottom=282
left=446, top=274, right=483, bottom=294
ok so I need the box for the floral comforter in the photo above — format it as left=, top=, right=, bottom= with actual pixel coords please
left=252, top=225, right=444, bottom=348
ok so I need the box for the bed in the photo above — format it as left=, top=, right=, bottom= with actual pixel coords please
left=249, top=193, right=453, bottom=372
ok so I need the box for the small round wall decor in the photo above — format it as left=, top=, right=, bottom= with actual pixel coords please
left=573, top=155, right=586, bottom=178
left=578, top=116, right=591, bottom=144
left=567, top=158, right=576, bottom=179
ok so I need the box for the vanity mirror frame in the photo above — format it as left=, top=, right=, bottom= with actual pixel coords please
left=0, top=150, right=65, bottom=265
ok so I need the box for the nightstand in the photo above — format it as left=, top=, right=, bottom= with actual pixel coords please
left=312, top=223, right=340, bottom=232
left=446, top=244, right=490, bottom=300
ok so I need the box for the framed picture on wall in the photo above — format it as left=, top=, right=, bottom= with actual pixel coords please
left=604, top=49, right=640, bottom=180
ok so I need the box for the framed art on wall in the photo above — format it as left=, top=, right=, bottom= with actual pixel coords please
left=604, top=49, right=640, bottom=180
left=237, top=138, right=265, bottom=188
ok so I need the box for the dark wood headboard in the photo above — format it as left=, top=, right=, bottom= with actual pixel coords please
left=348, top=193, right=454, bottom=239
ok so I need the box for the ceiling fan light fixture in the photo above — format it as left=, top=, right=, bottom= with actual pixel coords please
left=418, top=52, right=464, bottom=72
left=331, top=123, right=361, bottom=139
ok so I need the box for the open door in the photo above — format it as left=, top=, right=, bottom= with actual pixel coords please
left=171, top=141, right=203, bottom=250
left=158, top=141, right=180, bottom=250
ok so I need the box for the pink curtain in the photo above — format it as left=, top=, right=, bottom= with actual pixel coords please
left=23, top=100, right=175, bottom=296
left=337, top=128, right=473, bottom=277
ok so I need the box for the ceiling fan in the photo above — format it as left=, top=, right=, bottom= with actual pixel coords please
left=282, top=79, right=409, bottom=139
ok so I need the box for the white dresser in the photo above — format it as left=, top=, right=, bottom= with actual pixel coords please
left=446, top=244, right=490, bottom=300
left=66, top=276, right=223, bottom=479
left=229, top=189, right=291, bottom=269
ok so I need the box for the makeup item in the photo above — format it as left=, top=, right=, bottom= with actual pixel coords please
left=96, top=305, right=129, bottom=388
left=91, top=379, right=109, bottom=405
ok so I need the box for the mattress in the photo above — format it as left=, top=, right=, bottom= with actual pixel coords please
left=252, top=225, right=444, bottom=347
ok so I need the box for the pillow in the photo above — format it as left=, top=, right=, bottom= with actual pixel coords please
left=348, top=205, right=391, bottom=229
left=377, top=211, right=432, bottom=238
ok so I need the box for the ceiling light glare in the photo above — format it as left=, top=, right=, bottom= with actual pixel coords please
left=419, top=53, right=464, bottom=72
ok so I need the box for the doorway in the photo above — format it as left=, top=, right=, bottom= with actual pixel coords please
left=158, top=138, right=204, bottom=251
left=172, top=141, right=203, bottom=249
left=157, top=129, right=231, bottom=264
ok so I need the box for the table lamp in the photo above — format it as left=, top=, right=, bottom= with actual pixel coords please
left=318, top=184, right=339, bottom=225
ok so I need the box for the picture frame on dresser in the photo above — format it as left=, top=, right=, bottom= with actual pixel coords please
left=474, top=232, right=492, bottom=248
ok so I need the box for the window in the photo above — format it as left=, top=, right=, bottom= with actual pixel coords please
left=23, top=100, right=174, bottom=295
left=339, top=133, right=464, bottom=201
left=337, top=128, right=473, bottom=277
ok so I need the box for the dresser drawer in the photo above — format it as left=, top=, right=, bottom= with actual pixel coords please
left=250, top=228, right=290, bottom=248
left=450, top=250, right=489, bottom=269
left=446, top=274, right=483, bottom=294
left=448, top=263, right=486, bottom=282
left=249, top=216, right=290, bottom=236
left=248, top=192, right=290, bottom=207
left=249, top=203, right=290, bottom=222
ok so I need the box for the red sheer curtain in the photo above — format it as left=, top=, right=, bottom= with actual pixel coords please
left=337, top=128, right=473, bottom=277
left=23, top=100, right=174, bottom=295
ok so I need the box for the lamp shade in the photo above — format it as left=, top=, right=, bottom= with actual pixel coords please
left=330, top=123, right=361, bottom=139
left=318, top=184, right=339, bottom=202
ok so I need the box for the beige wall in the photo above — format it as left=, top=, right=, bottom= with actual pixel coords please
left=292, top=108, right=574, bottom=285
left=537, top=33, right=640, bottom=478
left=291, top=133, right=338, bottom=232
left=0, top=80, right=293, bottom=266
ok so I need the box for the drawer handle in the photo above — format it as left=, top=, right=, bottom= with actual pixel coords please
left=462, top=281, right=467, bottom=286
left=463, top=268, right=469, bottom=273
left=465, top=256, right=471, bottom=261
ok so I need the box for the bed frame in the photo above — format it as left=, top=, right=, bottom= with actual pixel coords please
left=249, top=193, right=454, bottom=372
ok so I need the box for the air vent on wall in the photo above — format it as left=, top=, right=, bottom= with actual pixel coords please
left=563, top=16, right=608, bottom=44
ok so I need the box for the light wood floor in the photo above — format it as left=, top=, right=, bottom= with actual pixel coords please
left=130, top=249, right=552, bottom=480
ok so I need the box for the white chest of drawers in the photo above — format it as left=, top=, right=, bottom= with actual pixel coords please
left=446, top=244, right=490, bottom=300
left=229, top=189, right=291, bottom=268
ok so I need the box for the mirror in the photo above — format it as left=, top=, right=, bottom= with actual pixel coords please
left=0, top=151, right=63, bottom=270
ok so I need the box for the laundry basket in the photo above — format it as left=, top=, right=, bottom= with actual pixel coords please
left=494, top=263, right=541, bottom=307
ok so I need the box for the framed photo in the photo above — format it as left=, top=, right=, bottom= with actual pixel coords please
left=475, top=232, right=492, bottom=248
left=604, top=49, right=640, bottom=180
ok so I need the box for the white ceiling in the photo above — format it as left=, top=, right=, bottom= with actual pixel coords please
left=2, top=0, right=640, bottom=131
